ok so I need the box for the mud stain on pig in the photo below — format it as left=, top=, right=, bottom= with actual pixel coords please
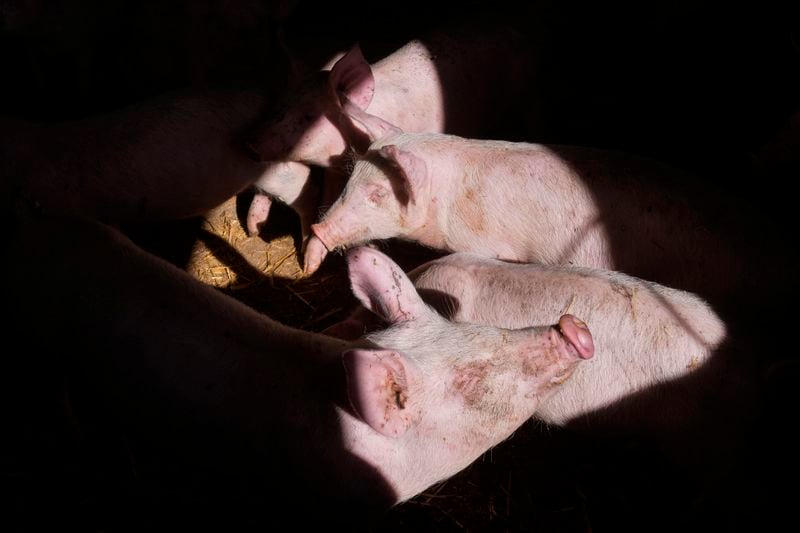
left=520, top=345, right=560, bottom=379
left=454, top=171, right=486, bottom=234
left=452, top=360, right=491, bottom=409
left=451, top=359, right=513, bottom=419
left=389, top=266, right=414, bottom=321
left=610, top=281, right=638, bottom=320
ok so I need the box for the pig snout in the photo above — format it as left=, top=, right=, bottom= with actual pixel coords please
left=523, top=315, right=594, bottom=388
left=303, top=234, right=329, bottom=274
left=557, top=314, right=594, bottom=360
left=305, top=220, right=366, bottom=274
left=309, top=221, right=339, bottom=252
left=526, top=315, right=593, bottom=390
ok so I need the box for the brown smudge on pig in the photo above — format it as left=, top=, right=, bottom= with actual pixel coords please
left=610, top=281, right=638, bottom=321
left=454, top=172, right=486, bottom=234
left=451, top=358, right=514, bottom=419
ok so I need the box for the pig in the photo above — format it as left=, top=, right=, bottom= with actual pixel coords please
left=305, top=100, right=786, bottom=311
left=405, top=253, right=730, bottom=428
left=325, top=253, right=728, bottom=426
left=245, top=24, right=535, bottom=239
left=326, top=253, right=762, bottom=475
left=10, top=211, right=591, bottom=523
left=3, top=88, right=270, bottom=224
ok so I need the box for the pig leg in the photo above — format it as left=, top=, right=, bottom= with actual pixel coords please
left=247, top=160, right=320, bottom=246
left=245, top=192, right=273, bottom=236
left=247, top=160, right=312, bottom=234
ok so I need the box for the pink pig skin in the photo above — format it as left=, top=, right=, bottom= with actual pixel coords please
left=308, top=107, right=788, bottom=310
left=245, top=24, right=535, bottom=238
left=325, top=252, right=762, bottom=475
left=407, top=253, right=729, bottom=428
left=12, top=212, right=589, bottom=512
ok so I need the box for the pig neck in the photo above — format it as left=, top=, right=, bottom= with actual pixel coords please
left=266, top=326, right=423, bottom=502
left=367, top=41, right=446, bottom=133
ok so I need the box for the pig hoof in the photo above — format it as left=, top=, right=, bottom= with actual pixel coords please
left=558, top=315, right=594, bottom=359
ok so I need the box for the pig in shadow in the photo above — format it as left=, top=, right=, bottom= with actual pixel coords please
left=6, top=211, right=394, bottom=530
left=8, top=210, right=592, bottom=531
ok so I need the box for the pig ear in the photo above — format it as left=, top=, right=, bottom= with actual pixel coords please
left=342, top=348, right=420, bottom=437
left=378, top=145, right=427, bottom=205
left=329, top=44, right=375, bottom=111
left=347, top=246, right=429, bottom=324
left=340, top=95, right=403, bottom=144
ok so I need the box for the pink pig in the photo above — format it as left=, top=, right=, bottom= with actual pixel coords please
left=306, top=100, right=783, bottom=308
left=245, top=25, right=535, bottom=239
left=12, top=212, right=591, bottom=509
left=406, top=253, right=728, bottom=429
left=325, top=252, right=758, bottom=479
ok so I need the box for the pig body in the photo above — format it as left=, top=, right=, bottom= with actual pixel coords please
left=11, top=213, right=589, bottom=517
left=308, top=123, right=783, bottom=309
left=3, top=88, right=269, bottom=224
left=405, top=253, right=728, bottom=428
left=246, top=25, right=535, bottom=237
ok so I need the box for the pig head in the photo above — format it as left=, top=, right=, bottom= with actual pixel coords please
left=305, top=101, right=432, bottom=274
left=340, top=246, right=594, bottom=500
left=245, top=45, right=376, bottom=237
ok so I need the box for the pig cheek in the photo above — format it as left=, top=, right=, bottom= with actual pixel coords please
left=447, top=363, right=518, bottom=438
left=348, top=187, right=394, bottom=234
left=366, top=186, right=409, bottom=233
left=451, top=363, right=492, bottom=411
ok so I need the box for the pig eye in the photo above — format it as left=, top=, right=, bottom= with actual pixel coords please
left=367, top=186, right=389, bottom=205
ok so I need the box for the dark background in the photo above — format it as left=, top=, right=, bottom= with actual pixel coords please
left=2, top=0, right=799, bottom=531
